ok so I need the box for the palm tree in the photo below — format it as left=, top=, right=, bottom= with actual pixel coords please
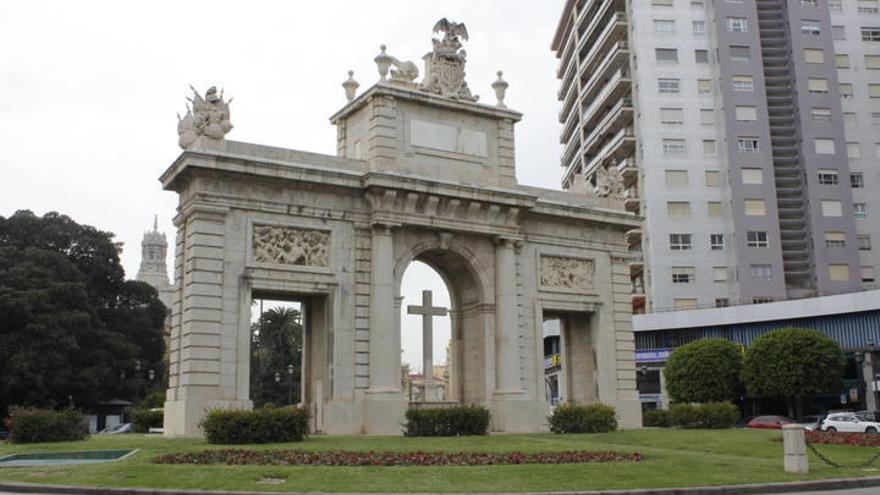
left=250, top=306, right=303, bottom=407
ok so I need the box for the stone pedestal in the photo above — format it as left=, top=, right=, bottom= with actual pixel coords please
left=163, top=399, right=251, bottom=437
left=783, top=424, right=809, bottom=474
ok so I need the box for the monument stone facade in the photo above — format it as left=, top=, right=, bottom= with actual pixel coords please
left=161, top=20, right=642, bottom=436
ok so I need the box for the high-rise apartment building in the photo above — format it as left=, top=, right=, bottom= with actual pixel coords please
left=553, top=0, right=877, bottom=313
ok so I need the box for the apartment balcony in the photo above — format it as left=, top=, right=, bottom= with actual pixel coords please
left=577, top=11, right=627, bottom=73
left=581, top=95, right=633, bottom=159
left=616, top=157, right=638, bottom=188
left=560, top=103, right=580, bottom=144
left=583, top=126, right=636, bottom=178
left=579, top=41, right=630, bottom=104
left=629, top=250, right=644, bottom=276
left=623, top=187, right=640, bottom=213
left=556, top=35, right=576, bottom=79
left=558, top=78, right=579, bottom=124
left=577, top=0, right=626, bottom=56
left=557, top=53, right=578, bottom=103
left=580, top=71, right=631, bottom=134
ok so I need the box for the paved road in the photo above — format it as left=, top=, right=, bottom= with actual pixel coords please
left=757, top=490, right=879, bottom=495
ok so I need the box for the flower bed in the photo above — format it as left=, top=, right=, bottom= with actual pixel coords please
left=805, top=430, right=880, bottom=447
left=154, top=449, right=642, bottom=466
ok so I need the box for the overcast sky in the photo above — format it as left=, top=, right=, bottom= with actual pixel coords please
left=0, top=1, right=566, bottom=372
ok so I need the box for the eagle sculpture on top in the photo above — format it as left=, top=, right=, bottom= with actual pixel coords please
left=420, top=18, right=478, bottom=101
left=432, top=18, right=469, bottom=42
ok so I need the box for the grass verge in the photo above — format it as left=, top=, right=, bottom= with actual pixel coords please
left=1, top=429, right=879, bottom=492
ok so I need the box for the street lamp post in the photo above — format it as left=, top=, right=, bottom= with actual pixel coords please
left=287, top=364, right=294, bottom=405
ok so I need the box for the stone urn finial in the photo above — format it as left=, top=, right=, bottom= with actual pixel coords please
left=342, top=70, right=359, bottom=102
left=374, top=44, right=392, bottom=81
left=491, top=71, right=508, bottom=108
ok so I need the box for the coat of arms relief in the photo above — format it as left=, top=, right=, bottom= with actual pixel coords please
left=539, top=256, right=595, bottom=291
left=252, top=225, right=330, bottom=267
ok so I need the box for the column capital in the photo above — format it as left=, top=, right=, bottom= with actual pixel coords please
left=370, top=221, right=398, bottom=235
left=492, top=235, right=521, bottom=248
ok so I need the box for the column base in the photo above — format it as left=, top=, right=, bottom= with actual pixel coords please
left=614, top=398, right=644, bottom=429
left=491, top=399, right=551, bottom=433
left=362, top=390, right=407, bottom=435
left=163, top=398, right=252, bottom=438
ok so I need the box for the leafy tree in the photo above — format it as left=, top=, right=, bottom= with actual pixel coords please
left=250, top=307, right=303, bottom=407
left=0, top=247, right=139, bottom=414
left=664, top=338, right=743, bottom=403
left=0, top=210, right=167, bottom=414
left=742, top=327, right=845, bottom=419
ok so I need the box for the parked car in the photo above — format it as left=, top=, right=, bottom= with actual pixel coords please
left=821, top=412, right=880, bottom=433
left=747, top=415, right=796, bottom=429
left=856, top=411, right=880, bottom=423
left=0, top=430, right=8, bottom=441
left=800, top=414, right=825, bottom=431
left=99, top=423, right=132, bottom=434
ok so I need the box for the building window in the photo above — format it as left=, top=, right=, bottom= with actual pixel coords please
left=665, top=170, right=689, bottom=187
left=808, top=78, right=829, bottom=93
left=652, top=0, right=674, bottom=6
left=750, top=264, right=773, bottom=281
left=730, top=45, right=750, bottom=61
left=812, top=108, right=832, bottom=122
left=705, top=170, right=721, bottom=186
left=735, top=106, right=757, bottom=121
left=829, top=264, right=851, bottom=281
left=847, top=142, right=861, bottom=158
left=670, top=233, right=693, bottom=250
left=859, top=0, right=879, bottom=13
left=741, top=168, right=763, bottom=184
left=663, top=139, right=687, bottom=154
left=700, top=108, right=714, bottom=125
left=732, top=75, right=754, bottom=92
left=870, top=84, right=880, bottom=98
left=667, top=201, right=692, bottom=219
left=713, top=267, right=728, bottom=282
left=833, top=25, right=847, bottom=40
left=822, top=200, right=843, bottom=217
left=747, top=231, right=769, bottom=248
left=844, top=112, right=857, bottom=127
left=866, top=55, right=880, bottom=69
left=862, top=26, right=880, bottom=42
left=855, top=203, right=868, bottom=218
left=737, top=137, right=760, bottom=153
left=715, top=298, right=730, bottom=308
left=818, top=169, right=839, bottom=185
left=707, top=201, right=723, bottom=218
left=744, top=199, right=767, bottom=216
left=672, top=266, right=696, bottom=284
left=697, top=79, right=712, bottom=94
left=693, top=20, right=706, bottom=34
left=863, top=266, right=876, bottom=283
left=858, top=235, right=873, bottom=250
left=710, top=233, right=725, bottom=250
left=851, top=173, right=865, bottom=188
left=753, top=297, right=775, bottom=304
left=656, top=48, right=679, bottom=63
left=872, top=113, right=880, bottom=126
left=836, top=54, right=851, bottom=68
left=674, top=298, right=698, bottom=310
left=703, top=140, right=717, bottom=155
left=814, top=138, right=836, bottom=154
left=802, top=20, right=821, bottom=35
left=805, top=48, right=825, bottom=64
left=658, top=78, right=681, bottom=94
left=660, top=107, right=684, bottom=124
left=825, top=231, right=847, bottom=247
left=727, top=17, right=749, bottom=33
left=840, top=83, right=854, bottom=98
left=654, top=19, right=676, bottom=33
left=801, top=0, right=818, bottom=5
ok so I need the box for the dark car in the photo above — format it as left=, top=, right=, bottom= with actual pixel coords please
left=747, top=415, right=796, bottom=429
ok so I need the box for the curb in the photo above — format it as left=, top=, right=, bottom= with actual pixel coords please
left=3, top=477, right=880, bottom=495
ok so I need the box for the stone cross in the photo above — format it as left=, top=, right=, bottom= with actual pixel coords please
left=407, top=290, right=447, bottom=400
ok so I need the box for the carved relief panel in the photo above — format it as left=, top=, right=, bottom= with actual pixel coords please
left=539, top=255, right=594, bottom=291
left=252, top=224, right=330, bottom=267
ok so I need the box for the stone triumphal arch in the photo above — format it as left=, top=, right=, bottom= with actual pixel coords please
left=162, top=20, right=642, bottom=436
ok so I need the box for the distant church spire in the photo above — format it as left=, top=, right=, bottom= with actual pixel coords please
left=137, top=214, right=170, bottom=289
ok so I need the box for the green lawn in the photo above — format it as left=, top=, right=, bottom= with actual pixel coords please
left=1, top=429, right=879, bottom=492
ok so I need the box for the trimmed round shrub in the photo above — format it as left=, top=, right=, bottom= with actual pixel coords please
left=642, top=409, right=671, bottom=427
left=669, top=402, right=739, bottom=429
left=548, top=403, right=617, bottom=434
left=200, top=406, right=310, bottom=444
left=664, top=338, right=743, bottom=403
left=131, top=408, right=163, bottom=433
left=404, top=405, right=490, bottom=436
left=6, top=407, right=87, bottom=443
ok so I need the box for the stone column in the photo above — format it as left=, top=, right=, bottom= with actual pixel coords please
left=494, top=237, right=522, bottom=395
left=363, top=223, right=406, bottom=434
left=783, top=424, right=809, bottom=474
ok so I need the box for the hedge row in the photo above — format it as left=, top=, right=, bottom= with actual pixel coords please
left=404, top=406, right=490, bottom=436
left=548, top=403, right=617, bottom=434
left=200, top=406, right=310, bottom=444
left=5, top=407, right=88, bottom=444
left=131, top=409, right=164, bottom=433
left=669, top=402, right=740, bottom=429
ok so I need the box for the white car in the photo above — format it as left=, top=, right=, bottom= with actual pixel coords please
left=821, top=413, right=880, bottom=434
